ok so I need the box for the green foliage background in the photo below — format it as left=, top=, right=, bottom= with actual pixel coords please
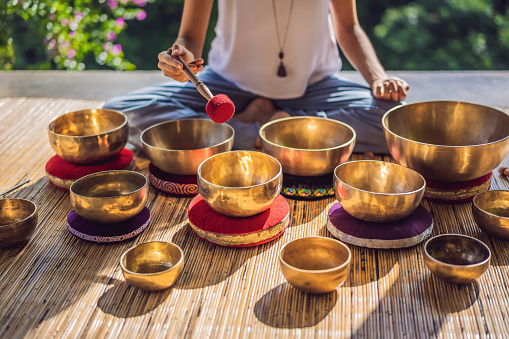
left=2, top=0, right=509, bottom=71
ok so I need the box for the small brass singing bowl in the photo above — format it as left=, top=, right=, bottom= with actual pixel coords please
left=279, top=237, right=351, bottom=294
left=197, top=150, right=282, bottom=217
left=334, top=160, right=426, bottom=223
left=141, top=119, right=234, bottom=175
left=120, top=241, right=184, bottom=291
left=48, top=109, right=129, bottom=165
left=259, top=116, right=356, bottom=176
left=424, top=234, right=491, bottom=284
left=383, top=101, right=509, bottom=182
left=472, top=190, right=509, bottom=240
left=0, top=199, right=38, bottom=247
left=70, top=170, right=148, bottom=224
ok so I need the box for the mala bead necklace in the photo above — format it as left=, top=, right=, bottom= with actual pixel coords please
left=271, top=0, right=295, bottom=77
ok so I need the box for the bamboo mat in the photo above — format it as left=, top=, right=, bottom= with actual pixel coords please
left=1, top=97, right=509, bottom=338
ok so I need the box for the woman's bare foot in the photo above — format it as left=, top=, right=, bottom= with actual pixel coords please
left=233, top=97, right=276, bottom=124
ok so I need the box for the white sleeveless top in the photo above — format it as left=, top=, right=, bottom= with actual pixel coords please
left=208, top=0, right=341, bottom=99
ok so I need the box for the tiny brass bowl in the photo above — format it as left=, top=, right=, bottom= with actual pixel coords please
left=120, top=241, right=184, bottom=291
left=334, top=160, right=426, bottom=223
left=473, top=190, right=509, bottom=240
left=383, top=101, right=509, bottom=182
left=197, top=150, right=282, bottom=217
left=424, top=234, right=491, bottom=284
left=70, top=170, right=148, bottom=224
left=279, top=237, right=351, bottom=294
left=0, top=199, right=38, bottom=247
left=259, top=116, right=356, bottom=176
left=141, top=119, right=234, bottom=175
left=48, top=109, right=129, bottom=164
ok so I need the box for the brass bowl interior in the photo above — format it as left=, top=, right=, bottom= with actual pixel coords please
left=49, top=109, right=126, bottom=137
left=122, top=242, right=183, bottom=275
left=474, top=190, right=509, bottom=218
left=261, top=117, right=355, bottom=150
left=72, top=171, right=147, bottom=198
left=335, top=161, right=425, bottom=194
left=281, top=237, right=350, bottom=271
left=199, top=151, right=281, bottom=188
left=141, top=119, right=234, bottom=151
left=385, top=101, right=509, bottom=147
left=0, top=199, right=37, bottom=227
left=425, top=235, right=490, bottom=266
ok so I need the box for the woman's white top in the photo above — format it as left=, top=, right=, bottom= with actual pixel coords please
left=208, top=0, right=341, bottom=99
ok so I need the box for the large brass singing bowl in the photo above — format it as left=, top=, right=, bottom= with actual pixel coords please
left=334, top=160, right=426, bottom=223
left=120, top=241, right=184, bottom=291
left=197, top=151, right=282, bottom=217
left=383, top=101, right=509, bottom=182
left=70, top=170, right=148, bottom=224
left=473, top=190, right=509, bottom=240
left=279, top=237, right=351, bottom=294
left=259, top=116, right=356, bottom=176
left=0, top=199, right=38, bottom=247
left=141, top=119, right=234, bottom=175
left=48, top=109, right=128, bottom=164
left=424, top=234, right=490, bottom=284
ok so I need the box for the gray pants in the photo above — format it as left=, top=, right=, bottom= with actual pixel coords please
left=103, top=68, right=400, bottom=153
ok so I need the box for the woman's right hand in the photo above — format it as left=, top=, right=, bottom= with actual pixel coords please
left=157, top=43, right=204, bottom=82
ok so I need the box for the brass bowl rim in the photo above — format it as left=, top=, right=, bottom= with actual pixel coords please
left=279, top=236, right=352, bottom=273
left=259, top=116, right=357, bottom=152
left=47, top=109, right=128, bottom=139
left=197, top=150, right=282, bottom=190
left=334, top=160, right=426, bottom=196
left=473, top=190, right=509, bottom=220
left=119, top=241, right=184, bottom=276
left=140, top=118, right=235, bottom=152
left=0, top=198, right=37, bottom=228
left=69, top=170, right=148, bottom=199
left=424, top=233, right=491, bottom=268
left=382, top=100, right=509, bottom=149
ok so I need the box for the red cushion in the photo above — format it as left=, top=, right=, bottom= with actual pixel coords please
left=188, top=194, right=289, bottom=247
left=424, top=171, right=492, bottom=203
left=46, top=148, right=134, bottom=180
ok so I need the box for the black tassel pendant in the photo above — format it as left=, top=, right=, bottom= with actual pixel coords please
left=277, top=51, right=287, bottom=77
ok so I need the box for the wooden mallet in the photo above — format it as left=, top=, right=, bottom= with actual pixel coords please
left=168, top=49, right=235, bottom=123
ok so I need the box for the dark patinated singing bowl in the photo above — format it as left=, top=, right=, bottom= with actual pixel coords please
left=279, top=237, right=351, bottom=294
left=259, top=116, right=356, bottom=176
left=473, top=190, right=509, bottom=240
left=141, top=119, right=234, bottom=175
left=383, top=101, right=509, bottom=182
left=0, top=199, right=38, bottom=247
left=70, top=170, right=148, bottom=224
left=197, top=151, right=282, bottom=217
left=424, top=234, right=490, bottom=284
left=48, top=109, right=128, bottom=164
left=334, top=160, right=426, bottom=223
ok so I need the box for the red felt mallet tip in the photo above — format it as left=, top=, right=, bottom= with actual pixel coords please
left=206, top=94, right=235, bottom=123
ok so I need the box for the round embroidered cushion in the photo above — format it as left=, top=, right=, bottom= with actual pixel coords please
left=148, top=163, right=198, bottom=196
left=423, top=172, right=492, bottom=203
left=281, top=172, right=334, bottom=200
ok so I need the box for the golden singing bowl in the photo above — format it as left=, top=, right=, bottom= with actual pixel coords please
left=48, top=109, right=128, bottom=165
left=279, top=236, right=351, bottom=294
left=197, top=151, right=282, bottom=217
left=473, top=190, right=509, bottom=240
left=424, top=234, right=490, bottom=284
left=70, top=170, right=148, bottom=224
left=0, top=199, right=38, bottom=247
left=383, top=101, right=509, bottom=182
left=334, top=160, right=425, bottom=223
left=259, top=116, right=356, bottom=176
left=120, top=241, right=184, bottom=291
left=141, top=119, right=234, bottom=175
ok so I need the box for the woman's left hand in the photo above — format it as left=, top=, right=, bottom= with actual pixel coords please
left=371, top=77, right=410, bottom=102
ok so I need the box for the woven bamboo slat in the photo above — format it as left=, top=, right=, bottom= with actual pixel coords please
left=0, top=97, right=508, bottom=338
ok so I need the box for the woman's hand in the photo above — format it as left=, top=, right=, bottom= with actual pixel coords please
left=371, top=77, right=410, bottom=102
left=157, top=43, right=204, bottom=82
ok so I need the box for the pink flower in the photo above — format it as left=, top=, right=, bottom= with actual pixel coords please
left=116, top=18, right=125, bottom=28
left=133, top=0, right=147, bottom=6
left=67, top=49, right=76, bottom=58
left=136, top=10, right=147, bottom=20
left=111, top=44, right=122, bottom=56
left=108, top=0, right=118, bottom=9
left=48, top=13, right=56, bottom=21
left=48, top=39, right=56, bottom=49
left=61, top=18, right=68, bottom=26
left=75, top=12, right=83, bottom=23
left=69, top=31, right=76, bottom=38
left=106, top=31, right=117, bottom=41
